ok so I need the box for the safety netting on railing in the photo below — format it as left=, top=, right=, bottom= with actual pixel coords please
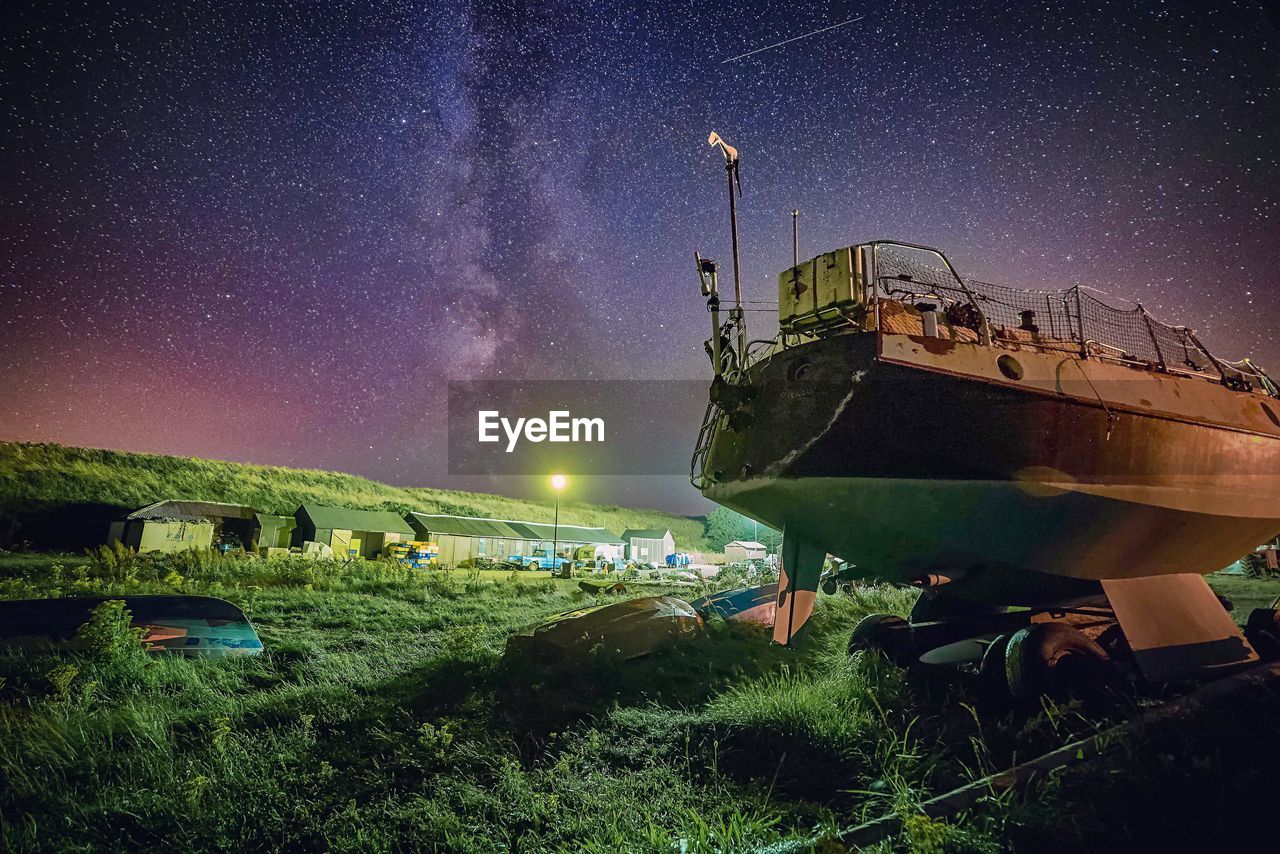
left=869, top=242, right=1274, bottom=393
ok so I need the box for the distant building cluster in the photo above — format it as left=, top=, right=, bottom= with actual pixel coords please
left=106, top=499, right=679, bottom=568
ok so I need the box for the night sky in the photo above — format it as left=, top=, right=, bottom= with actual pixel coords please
left=2, top=1, right=1277, bottom=514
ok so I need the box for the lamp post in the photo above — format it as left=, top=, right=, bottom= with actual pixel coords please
left=550, top=474, right=567, bottom=576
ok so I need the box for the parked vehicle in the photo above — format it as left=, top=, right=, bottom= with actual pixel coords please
left=509, top=549, right=572, bottom=574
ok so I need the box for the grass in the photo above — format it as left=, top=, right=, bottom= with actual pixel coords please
left=1203, top=573, right=1280, bottom=619
left=2, top=553, right=1278, bottom=851
left=0, top=441, right=710, bottom=551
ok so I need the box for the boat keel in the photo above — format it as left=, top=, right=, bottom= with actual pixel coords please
left=773, top=529, right=825, bottom=646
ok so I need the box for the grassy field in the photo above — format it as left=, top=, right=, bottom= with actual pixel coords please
left=0, top=442, right=709, bottom=551
left=2, top=552, right=1279, bottom=852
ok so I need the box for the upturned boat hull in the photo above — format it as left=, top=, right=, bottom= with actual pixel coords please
left=701, top=331, right=1280, bottom=607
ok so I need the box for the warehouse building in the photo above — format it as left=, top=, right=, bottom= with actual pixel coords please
left=293, top=504, right=415, bottom=559
left=407, top=513, right=624, bottom=568
left=107, top=500, right=258, bottom=554
left=621, top=528, right=676, bottom=565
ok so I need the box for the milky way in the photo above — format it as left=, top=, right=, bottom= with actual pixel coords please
left=1, top=1, right=1276, bottom=512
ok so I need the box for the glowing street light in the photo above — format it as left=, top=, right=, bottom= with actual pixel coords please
left=550, top=474, right=567, bottom=576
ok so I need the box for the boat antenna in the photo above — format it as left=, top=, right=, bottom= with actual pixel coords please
left=791, top=209, right=799, bottom=266
left=708, top=131, right=746, bottom=365
left=694, top=252, right=724, bottom=377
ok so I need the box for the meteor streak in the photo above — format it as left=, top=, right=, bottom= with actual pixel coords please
left=720, top=16, right=865, bottom=64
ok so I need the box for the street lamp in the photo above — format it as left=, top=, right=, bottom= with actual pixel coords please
left=550, top=474, right=567, bottom=576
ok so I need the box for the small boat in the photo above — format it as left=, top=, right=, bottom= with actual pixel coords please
left=689, top=584, right=779, bottom=625
left=0, top=595, right=264, bottom=658
left=505, top=596, right=703, bottom=661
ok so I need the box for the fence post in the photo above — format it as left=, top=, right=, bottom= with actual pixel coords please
left=1141, top=309, right=1165, bottom=370
left=1187, top=329, right=1229, bottom=384
left=1074, top=286, right=1088, bottom=358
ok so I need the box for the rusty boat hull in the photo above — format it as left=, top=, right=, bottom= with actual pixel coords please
left=701, top=331, right=1280, bottom=608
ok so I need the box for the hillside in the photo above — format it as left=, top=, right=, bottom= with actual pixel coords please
left=0, top=442, right=708, bottom=550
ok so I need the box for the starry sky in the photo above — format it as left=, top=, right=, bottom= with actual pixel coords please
left=1, top=0, right=1277, bottom=514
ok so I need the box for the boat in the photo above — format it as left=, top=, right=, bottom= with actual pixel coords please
left=691, top=135, right=1280, bottom=696
left=0, top=595, right=264, bottom=658
left=505, top=595, right=703, bottom=662
left=689, top=583, right=778, bottom=625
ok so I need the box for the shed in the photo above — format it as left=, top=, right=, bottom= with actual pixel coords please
left=408, top=512, right=624, bottom=567
left=724, top=540, right=767, bottom=561
left=255, top=513, right=297, bottom=551
left=622, top=528, right=676, bottom=565
left=293, top=505, right=415, bottom=559
left=108, top=500, right=258, bottom=554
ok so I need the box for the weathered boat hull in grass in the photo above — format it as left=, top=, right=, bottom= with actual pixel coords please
left=506, top=595, right=703, bottom=661
left=690, top=584, right=779, bottom=625
left=0, top=595, right=264, bottom=658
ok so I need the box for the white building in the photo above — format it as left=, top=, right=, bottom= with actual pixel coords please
left=622, top=528, right=676, bottom=565
left=724, top=540, right=767, bottom=561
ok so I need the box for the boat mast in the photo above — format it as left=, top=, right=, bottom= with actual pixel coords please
left=709, top=132, right=746, bottom=368
left=791, top=209, right=799, bottom=266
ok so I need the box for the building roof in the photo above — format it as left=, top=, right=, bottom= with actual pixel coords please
left=513, top=521, right=624, bottom=544
left=408, top=513, right=624, bottom=544
left=297, top=504, right=415, bottom=536
left=255, top=513, right=296, bottom=528
left=622, top=528, right=673, bottom=541
left=726, top=540, right=766, bottom=549
left=127, top=500, right=257, bottom=523
left=408, top=513, right=528, bottom=540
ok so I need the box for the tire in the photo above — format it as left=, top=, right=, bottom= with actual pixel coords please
left=849, top=614, right=913, bottom=665
left=1245, top=608, right=1280, bottom=660
left=1005, top=622, right=1110, bottom=703
left=976, top=633, right=1011, bottom=706
left=821, top=578, right=838, bottom=595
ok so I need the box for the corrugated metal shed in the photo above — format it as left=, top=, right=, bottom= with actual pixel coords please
left=408, top=514, right=528, bottom=539
left=297, top=505, right=415, bottom=535
left=409, top=513, right=623, bottom=544
left=621, top=528, right=672, bottom=541
left=127, top=500, right=257, bottom=523
left=513, top=521, right=625, bottom=544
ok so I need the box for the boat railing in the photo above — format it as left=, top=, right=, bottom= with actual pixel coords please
left=865, top=241, right=1277, bottom=396
left=690, top=400, right=719, bottom=489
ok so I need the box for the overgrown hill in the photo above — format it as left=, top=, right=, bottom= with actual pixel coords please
left=0, top=442, right=708, bottom=551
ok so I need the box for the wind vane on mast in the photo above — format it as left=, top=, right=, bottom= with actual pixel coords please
left=707, top=131, right=738, bottom=164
